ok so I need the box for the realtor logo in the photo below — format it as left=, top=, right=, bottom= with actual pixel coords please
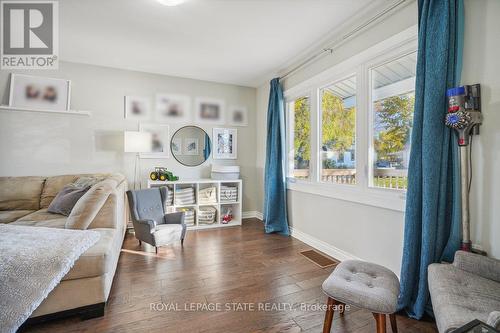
left=1, top=1, right=58, bottom=69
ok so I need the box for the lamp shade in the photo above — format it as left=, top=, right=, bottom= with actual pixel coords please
left=124, top=131, right=152, bottom=153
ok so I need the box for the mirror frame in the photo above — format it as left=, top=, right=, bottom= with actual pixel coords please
left=170, top=125, right=211, bottom=167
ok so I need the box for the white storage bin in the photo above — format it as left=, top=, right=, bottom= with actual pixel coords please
left=211, top=165, right=240, bottom=180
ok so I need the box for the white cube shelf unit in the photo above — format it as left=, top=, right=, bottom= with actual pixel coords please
left=147, top=179, right=242, bottom=230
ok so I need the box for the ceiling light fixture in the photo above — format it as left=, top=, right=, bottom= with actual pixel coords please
left=156, top=0, right=186, bottom=6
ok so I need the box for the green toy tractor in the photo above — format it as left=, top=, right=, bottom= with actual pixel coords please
left=150, top=167, right=179, bottom=181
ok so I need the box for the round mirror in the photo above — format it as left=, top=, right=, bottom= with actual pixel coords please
left=170, top=126, right=211, bottom=166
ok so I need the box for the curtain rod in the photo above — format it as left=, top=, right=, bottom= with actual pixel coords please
left=279, top=0, right=409, bottom=81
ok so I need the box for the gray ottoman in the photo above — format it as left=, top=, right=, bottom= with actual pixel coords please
left=321, top=260, right=400, bottom=333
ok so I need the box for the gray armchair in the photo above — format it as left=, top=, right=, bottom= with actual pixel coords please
left=429, top=251, right=500, bottom=332
left=126, top=187, right=186, bottom=253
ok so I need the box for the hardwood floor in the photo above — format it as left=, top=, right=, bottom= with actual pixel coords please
left=24, top=219, right=437, bottom=333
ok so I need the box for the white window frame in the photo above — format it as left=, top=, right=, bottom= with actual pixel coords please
left=367, top=48, right=418, bottom=190
left=317, top=72, right=359, bottom=187
left=284, top=26, right=418, bottom=212
left=286, top=92, right=314, bottom=181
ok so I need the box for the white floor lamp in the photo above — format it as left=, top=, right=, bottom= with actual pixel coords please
left=124, top=131, right=152, bottom=190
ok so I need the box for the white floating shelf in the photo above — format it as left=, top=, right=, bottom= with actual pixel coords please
left=0, top=105, right=91, bottom=116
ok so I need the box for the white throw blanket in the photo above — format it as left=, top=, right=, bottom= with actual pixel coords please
left=0, top=224, right=100, bottom=333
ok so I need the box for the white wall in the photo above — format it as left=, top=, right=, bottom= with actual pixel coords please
left=255, top=0, right=500, bottom=274
left=464, top=0, right=500, bottom=259
left=0, top=61, right=258, bottom=211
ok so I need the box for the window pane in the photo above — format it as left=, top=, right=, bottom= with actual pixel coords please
left=371, top=52, right=417, bottom=190
left=320, top=76, right=356, bottom=185
left=288, top=96, right=311, bottom=180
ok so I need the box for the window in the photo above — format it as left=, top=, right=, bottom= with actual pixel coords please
left=370, top=52, right=417, bottom=190
left=287, top=96, right=311, bottom=180
left=283, top=29, right=417, bottom=211
left=320, top=76, right=356, bottom=185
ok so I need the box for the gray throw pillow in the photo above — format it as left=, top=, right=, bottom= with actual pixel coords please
left=47, top=185, right=91, bottom=216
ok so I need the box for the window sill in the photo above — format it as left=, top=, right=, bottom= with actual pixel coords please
left=286, top=179, right=406, bottom=212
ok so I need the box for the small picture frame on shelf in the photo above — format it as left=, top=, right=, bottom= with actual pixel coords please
left=8, top=73, right=71, bottom=111
left=139, top=123, right=170, bottom=159
left=213, top=128, right=237, bottom=159
left=228, top=106, right=248, bottom=126
left=125, top=96, right=151, bottom=120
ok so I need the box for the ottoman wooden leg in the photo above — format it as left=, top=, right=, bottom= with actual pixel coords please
left=338, top=301, right=345, bottom=316
left=323, top=297, right=337, bottom=333
left=373, top=313, right=386, bottom=333
left=389, top=313, right=398, bottom=333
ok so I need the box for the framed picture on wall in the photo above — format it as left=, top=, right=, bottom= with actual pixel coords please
left=228, top=106, right=248, bottom=126
left=171, top=138, right=182, bottom=155
left=213, top=128, right=237, bottom=159
left=139, top=123, right=170, bottom=159
left=195, top=97, right=225, bottom=124
left=125, top=96, right=151, bottom=120
left=184, top=138, right=199, bottom=155
left=155, top=93, right=191, bottom=123
left=8, top=74, right=71, bottom=111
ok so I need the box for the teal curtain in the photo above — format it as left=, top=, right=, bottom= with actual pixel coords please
left=263, top=78, right=289, bottom=235
left=398, top=0, right=464, bottom=319
left=203, top=133, right=211, bottom=160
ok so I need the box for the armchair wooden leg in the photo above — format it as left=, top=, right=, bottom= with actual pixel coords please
left=373, top=313, right=386, bottom=333
left=155, top=246, right=158, bottom=254
left=181, top=238, right=184, bottom=246
left=138, top=240, right=141, bottom=246
left=323, top=297, right=337, bottom=333
left=389, top=313, right=397, bottom=333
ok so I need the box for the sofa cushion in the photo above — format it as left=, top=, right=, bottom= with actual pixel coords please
left=428, top=263, right=500, bottom=333
left=47, top=185, right=91, bottom=216
left=12, top=209, right=67, bottom=228
left=65, top=179, right=117, bottom=230
left=63, top=228, right=120, bottom=280
left=40, top=175, right=81, bottom=208
left=0, top=176, right=45, bottom=210
left=0, top=210, right=35, bottom=224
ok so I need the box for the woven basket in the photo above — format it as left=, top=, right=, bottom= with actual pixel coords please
left=198, top=207, right=216, bottom=224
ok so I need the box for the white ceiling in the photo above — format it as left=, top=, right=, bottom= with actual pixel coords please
left=60, top=0, right=382, bottom=87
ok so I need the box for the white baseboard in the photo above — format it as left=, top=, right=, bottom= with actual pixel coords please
left=289, top=226, right=361, bottom=262
left=242, top=211, right=263, bottom=220
left=242, top=213, right=357, bottom=262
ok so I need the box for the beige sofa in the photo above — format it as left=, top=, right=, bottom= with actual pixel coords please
left=0, top=173, right=128, bottom=321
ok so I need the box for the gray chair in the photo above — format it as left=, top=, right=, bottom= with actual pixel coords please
left=126, top=187, right=186, bottom=253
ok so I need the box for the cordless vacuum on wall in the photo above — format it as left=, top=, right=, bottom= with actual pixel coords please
left=445, top=84, right=482, bottom=252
